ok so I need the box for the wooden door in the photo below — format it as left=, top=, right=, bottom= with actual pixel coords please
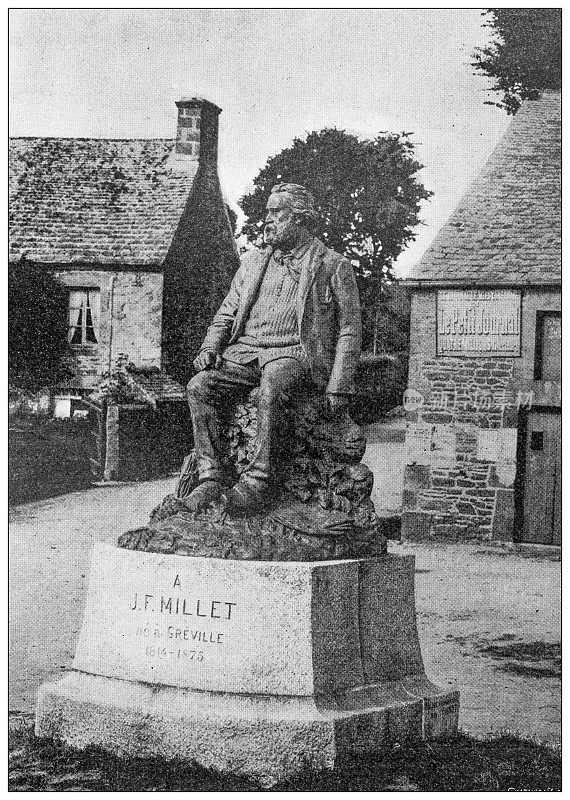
left=521, top=410, right=561, bottom=545
left=535, top=312, right=561, bottom=381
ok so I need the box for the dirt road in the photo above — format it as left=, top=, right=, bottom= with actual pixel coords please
left=398, top=540, right=560, bottom=743
left=9, top=479, right=560, bottom=744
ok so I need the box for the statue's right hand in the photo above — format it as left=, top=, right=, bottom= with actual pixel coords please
left=193, top=350, right=218, bottom=371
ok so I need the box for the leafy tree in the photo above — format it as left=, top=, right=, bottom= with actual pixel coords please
left=239, top=128, right=431, bottom=351
left=473, top=9, right=561, bottom=115
left=9, top=257, right=72, bottom=393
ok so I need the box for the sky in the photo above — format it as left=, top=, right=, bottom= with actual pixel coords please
left=9, top=8, right=511, bottom=276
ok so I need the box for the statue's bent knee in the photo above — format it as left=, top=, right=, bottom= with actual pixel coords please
left=186, top=372, right=210, bottom=403
left=257, top=380, right=282, bottom=407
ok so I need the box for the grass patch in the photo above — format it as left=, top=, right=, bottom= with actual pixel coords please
left=9, top=416, right=94, bottom=506
left=9, top=717, right=561, bottom=791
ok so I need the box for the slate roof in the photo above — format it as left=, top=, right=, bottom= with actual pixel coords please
left=126, top=368, right=186, bottom=404
left=408, top=91, right=561, bottom=286
left=9, top=138, right=198, bottom=267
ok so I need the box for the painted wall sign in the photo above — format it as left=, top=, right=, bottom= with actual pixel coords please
left=437, top=290, right=521, bottom=356
left=405, top=423, right=432, bottom=466
left=405, top=423, right=457, bottom=467
left=497, top=428, right=518, bottom=463
left=431, top=426, right=457, bottom=466
left=477, top=430, right=499, bottom=461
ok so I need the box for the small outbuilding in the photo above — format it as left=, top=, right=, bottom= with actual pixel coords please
left=402, top=91, right=561, bottom=546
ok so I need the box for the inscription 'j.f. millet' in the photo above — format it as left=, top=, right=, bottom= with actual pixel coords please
left=130, top=593, right=237, bottom=620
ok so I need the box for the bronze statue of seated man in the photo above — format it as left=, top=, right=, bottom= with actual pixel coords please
left=185, top=182, right=362, bottom=513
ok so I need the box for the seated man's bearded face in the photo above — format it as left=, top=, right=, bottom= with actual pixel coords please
left=264, top=193, right=302, bottom=249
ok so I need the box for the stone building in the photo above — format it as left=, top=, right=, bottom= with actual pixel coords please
left=402, top=91, right=561, bottom=546
left=9, top=97, right=238, bottom=414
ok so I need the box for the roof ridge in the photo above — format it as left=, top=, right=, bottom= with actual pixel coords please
left=406, top=93, right=561, bottom=286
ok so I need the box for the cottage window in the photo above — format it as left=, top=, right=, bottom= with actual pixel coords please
left=68, top=289, right=100, bottom=345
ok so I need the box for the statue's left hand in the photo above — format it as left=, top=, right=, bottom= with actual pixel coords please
left=326, top=393, right=350, bottom=414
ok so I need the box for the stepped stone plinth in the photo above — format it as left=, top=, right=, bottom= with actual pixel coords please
left=36, top=543, right=459, bottom=786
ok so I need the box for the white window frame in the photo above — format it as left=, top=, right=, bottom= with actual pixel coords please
left=68, top=288, right=100, bottom=346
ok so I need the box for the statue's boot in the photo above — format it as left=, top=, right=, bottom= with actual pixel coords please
left=223, top=477, right=268, bottom=515
left=181, top=479, right=223, bottom=512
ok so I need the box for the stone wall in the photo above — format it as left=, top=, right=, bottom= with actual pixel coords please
left=55, top=269, right=163, bottom=390
left=403, top=288, right=561, bottom=541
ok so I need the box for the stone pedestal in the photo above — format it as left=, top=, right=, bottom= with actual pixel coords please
left=36, top=544, right=459, bottom=786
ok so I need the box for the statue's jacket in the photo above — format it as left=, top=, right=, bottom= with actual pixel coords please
left=199, top=238, right=362, bottom=395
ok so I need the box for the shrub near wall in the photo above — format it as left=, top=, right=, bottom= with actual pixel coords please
left=9, top=416, right=94, bottom=505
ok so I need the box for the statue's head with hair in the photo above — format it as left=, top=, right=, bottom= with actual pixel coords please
left=264, top=183, right=318, bottom=248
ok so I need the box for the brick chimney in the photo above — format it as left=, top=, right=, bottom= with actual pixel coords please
left=162, top=95, right=238, bottom=383
left=175, top=97, right=221, bottom=164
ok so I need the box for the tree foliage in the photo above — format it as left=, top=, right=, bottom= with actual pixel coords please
left=239, top=128, right=431, bottom=350
left=9, top=258, right=72, bottom=392
left=473, top=9, right=561, bottom=115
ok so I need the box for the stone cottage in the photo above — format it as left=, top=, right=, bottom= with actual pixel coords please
left=9, top=96, right=238, bottom=415
left=402, top=91, right=561, bottom=546
left=9, top=97, right=238, bottom=479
